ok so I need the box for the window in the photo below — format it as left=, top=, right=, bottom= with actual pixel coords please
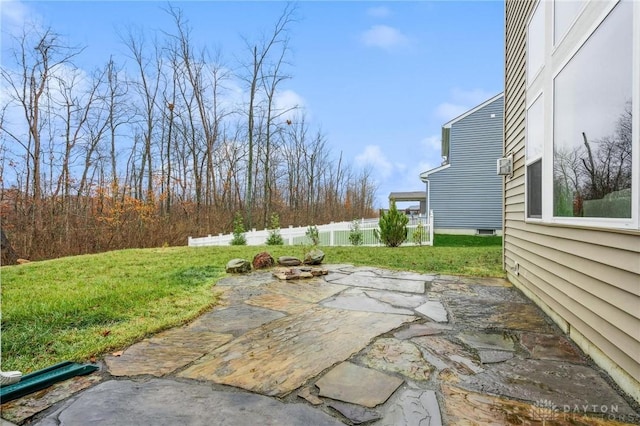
left=526, top=94, right=544, bottom=218
left=527, top=1, right=545, bottom=85
left=553, top=2, right=632, bottom=219
left=554, top=0, right=585, bottom=44
left=523, top=0, right=638, bottom=229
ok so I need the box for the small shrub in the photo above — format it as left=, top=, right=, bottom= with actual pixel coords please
left=265, top=214, right=284, bottom=246
left=348, top=220, right=364, bottom=246
left=306, top=225, right=320, bottom=246
left=230, top=212, right=247, bottom=246
left=412, top=222, right=426, bottom=246
left=374, top=200, right=408, bottom=247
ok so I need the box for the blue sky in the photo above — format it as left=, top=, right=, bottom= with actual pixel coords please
left=0, top=0, right=504, bottom=208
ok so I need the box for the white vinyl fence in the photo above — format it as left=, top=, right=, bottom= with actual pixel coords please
left=188, top=211, right=434, bottom=247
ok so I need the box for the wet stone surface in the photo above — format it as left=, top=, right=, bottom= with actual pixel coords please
left=315, top=362, right=403, bottom=408
left=376, top=387, right=442, bottom=426
left=178, top=306, right=414, bottom=396
left=10, top=267, right=640, bottom=426
left=188, top=304, right=285, bottom=336
left=360, top=338, right=433, bottom=381
left=321, top=288, right=415, bottom=315
left=455, top=358, right=639, bottom=417
left=326, top=400, right=382, bottom=424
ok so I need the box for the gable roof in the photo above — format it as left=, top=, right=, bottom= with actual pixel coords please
left=419, top=164, right=450, bottom=182
left=442, top=92, right=504, bottom=129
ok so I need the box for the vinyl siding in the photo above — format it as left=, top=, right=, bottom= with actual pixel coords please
left=504, top=0, right=640, bottom=402
left=428, top=96, right=504, bottom=230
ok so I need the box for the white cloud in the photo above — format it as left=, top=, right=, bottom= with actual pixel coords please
left=355, top=145, right=393, bottom=178
left=274, top=89, right=306, bottom=121
left=360, top=25, right=409, bottom=50
left=421, top=134, right=441, bottom=151
left=366, top=6, right=391, bottom=18
left=434, top=88, right=496, bottom=121
left=1, top=0, right=29, bottom=27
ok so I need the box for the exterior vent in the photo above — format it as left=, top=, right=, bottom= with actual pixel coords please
left=477, top=229, right=496, bottom=236
left=496, top=154, right=513, bottom=177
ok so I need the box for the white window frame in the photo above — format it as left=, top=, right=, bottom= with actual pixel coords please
left=525, top=92, right=544, bottom=220
left=524, top=0, right=639, bottom=230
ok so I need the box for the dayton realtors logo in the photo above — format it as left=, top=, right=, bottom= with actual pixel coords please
left=529, top=400, right=640, bottom=423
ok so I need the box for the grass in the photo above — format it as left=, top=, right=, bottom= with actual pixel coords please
left=0, top=236, right=503, bottom=373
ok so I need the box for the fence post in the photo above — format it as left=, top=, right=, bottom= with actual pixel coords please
left=288, top=225, right=293, bottom=245
left=429, top=210, right=434, bottom=246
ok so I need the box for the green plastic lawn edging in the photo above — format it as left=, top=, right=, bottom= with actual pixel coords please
left=0, top=361, right=99, bottom=403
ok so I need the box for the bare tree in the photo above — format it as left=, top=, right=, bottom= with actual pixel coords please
left=0, top=25, right=83, bottom=251
left=240, top=3, right=296, bottom=228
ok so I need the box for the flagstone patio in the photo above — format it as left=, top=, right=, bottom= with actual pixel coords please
left=2, top=265, right=639, bottom=425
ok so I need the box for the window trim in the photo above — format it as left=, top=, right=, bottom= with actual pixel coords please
left=552, top=0, right=587, bottom=48
left=526, top=0, right=545, bottom=88
left=525, top=91, right=544, bottom=221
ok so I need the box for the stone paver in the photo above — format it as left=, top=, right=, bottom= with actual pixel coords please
left=322, top=288, right=415, bottom=315
left=35, top=379, right=343, bottom=426
left=520, top=332, right=586, bottom=363
left=454, top=358, right=639, bottom=417
left=315, top=362, right=403, bottom=408
left=393, top=323, right=452, bottom=340
left=188, top=304, right=284, bottom=336
left=178, top=306, right=414, bottom=396
left=360, top=338, right=433, bottom=381
left=6, top=266, right=638, bottom=426
left=105, top=330, right=232, bottom=377
left=331, top=274, right=426, bottom=294
left=376, top=387, right=442, bottom=426
left=364, top=290, right=428, bottom=308
left=414, top=300, right=448, bottom=322
left=326, top=400, right=382, bottom=424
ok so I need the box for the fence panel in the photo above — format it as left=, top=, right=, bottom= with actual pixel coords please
left=188, top=213, right=434, bottom=247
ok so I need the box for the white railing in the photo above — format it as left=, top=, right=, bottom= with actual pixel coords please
left=188, top=211, right=434, bottom=247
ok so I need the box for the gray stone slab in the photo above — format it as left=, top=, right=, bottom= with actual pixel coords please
left=445, top=296, right=553, bottom=332
left=322, top=289, right=415, bottom=315
left=412, top=336, right=484, bottom=376
left=456, top=358, right=639, bottom=417
left=393, top=323, right=452, bottom=340
left=327, top=401, right=381, bottom=424
left=360, top=338, right=433, bottom=381
left=34, top=379, right=343, bottom=426
left=364, top=290, right=428, bottom=308
left=478, top=350, right=514, bottom=364
left=316, top=362, right=403, bottom=408
left=520, top=333, right=585, bottom=363
left=180, top=307, right=414, bottom=396
left=414, top=301, right=448, bottom=322
left=333, top=274, right=425, bottom=293
left=457, top=331, right=516, bottom=352
left=376, top=388, right=442, bottom=426
left=189, top=304, right=285, bottom=336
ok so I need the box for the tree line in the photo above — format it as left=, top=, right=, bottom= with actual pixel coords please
left=0, top=5, right=377, bottom=262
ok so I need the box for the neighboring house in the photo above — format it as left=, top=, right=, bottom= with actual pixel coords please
left=504, top=0, right=639, bottom=403
left=420, top=93, right=504, bottom=235
left=387, top=191, right=427, bottom=216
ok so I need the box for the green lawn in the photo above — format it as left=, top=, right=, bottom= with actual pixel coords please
left=0, top=237, right=503, bottom=373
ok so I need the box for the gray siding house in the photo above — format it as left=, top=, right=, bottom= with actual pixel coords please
left=504, top=0, right=639, bottom=402
left=420, top=93, right=504, bottom=235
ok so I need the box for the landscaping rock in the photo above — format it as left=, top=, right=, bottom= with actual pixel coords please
left=225, top=258, right=251, bottom=273
left=277, top=256, right=302, bottom=266
left=303, top=248, right=325, bottom=265
left=252, top=252, right=274, bottom=270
